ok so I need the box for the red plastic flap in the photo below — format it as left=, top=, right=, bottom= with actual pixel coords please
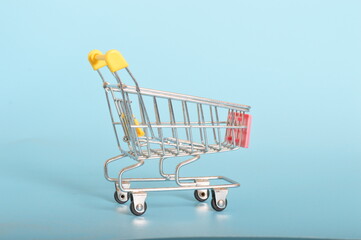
left=225, top=113, right=252, bottom=148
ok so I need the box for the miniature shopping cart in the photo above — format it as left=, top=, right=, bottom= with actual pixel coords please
left=88, top=49, right=252, bottom=215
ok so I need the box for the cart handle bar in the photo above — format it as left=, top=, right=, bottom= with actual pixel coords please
left=88, top=49, right=128, bottom=72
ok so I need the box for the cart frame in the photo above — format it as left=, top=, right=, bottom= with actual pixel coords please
left=88, top=49, right=251, bottom=215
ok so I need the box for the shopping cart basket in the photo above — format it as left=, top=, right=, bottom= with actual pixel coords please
left=88, top=49, right=252, bottom=215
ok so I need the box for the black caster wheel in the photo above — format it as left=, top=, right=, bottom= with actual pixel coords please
left=210, top=189, right=227, bottom=211
left=211, top=198, right=228, bottom=211
left=114, top=191, right=130, bottom=204
left=130, top=201, right=147, bottom=216
left=194, top=189, right=210, bottom=202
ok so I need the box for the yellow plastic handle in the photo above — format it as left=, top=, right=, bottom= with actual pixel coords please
left=88, top=49, right=129, bottom=72
left=88, top=50, right=107, bottom=70
left=105, top=50, right=129, bottom=72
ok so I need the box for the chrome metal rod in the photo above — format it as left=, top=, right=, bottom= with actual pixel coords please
left=118, top=160, right=145, bottom=192
left=175, top=155, right=200, bottom=186
left=104, top=154, right=126, bottom=182
left=112, top=175, right=240, bottom=193
left=106, top=85, right=250, bottom=112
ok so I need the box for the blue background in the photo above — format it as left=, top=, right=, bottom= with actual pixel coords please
left=1, top=0, right=361, bottom=239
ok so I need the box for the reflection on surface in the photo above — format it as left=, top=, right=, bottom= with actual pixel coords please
left=195, top=202, right=231, bottom=222
left=116, top=205, right=128, bottom=214
left=132, top=217, right=148, bottom=226
left=116, top=205, right=148, bottom=227
left=215, top=213, right=230, bottom=221
left=195, top=203, right=210, bottom=213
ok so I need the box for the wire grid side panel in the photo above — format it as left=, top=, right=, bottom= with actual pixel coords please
left=110, top=90, right=247, bottom=158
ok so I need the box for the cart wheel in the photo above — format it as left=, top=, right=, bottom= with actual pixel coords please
left=130, top=201, right=147, bottom=216
left=194, top=189, right=209, bottom=202
left=114, top=191, right=129, bottom=204
left=211, top=198, right=228, bottom=211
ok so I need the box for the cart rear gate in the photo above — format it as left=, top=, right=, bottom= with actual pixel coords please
left=88, top=49, right=252, bottom=216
